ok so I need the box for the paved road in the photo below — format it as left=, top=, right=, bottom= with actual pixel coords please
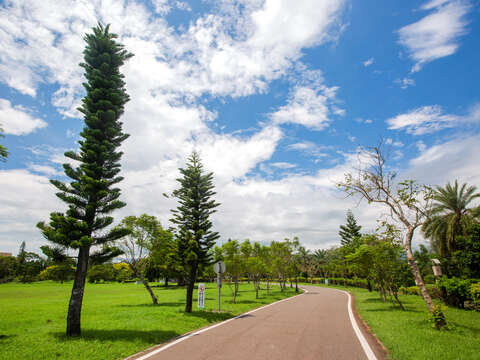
left=129, top=286, right=386, bottom=360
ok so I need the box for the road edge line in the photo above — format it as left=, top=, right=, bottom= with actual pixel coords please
left=337, top=289, right=378, bottom=360
left=129, top=287, right=308, bottom=360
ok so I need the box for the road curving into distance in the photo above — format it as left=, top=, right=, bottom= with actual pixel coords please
left=127, top=285, right=386, bottom=360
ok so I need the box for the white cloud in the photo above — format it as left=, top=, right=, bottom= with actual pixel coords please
left=386, top=105, right=460, bottom=135
left=416, top=140, right=427, bottom=152
left=0, top=169, right=63, bottom=252
left=363, top=57, right=374, bottom=67
left=271, top=162, right=297, bottom=169
left=27, top=164, right=61, bottom=176
left=407, top=134, right=480, bottom=186
left=395, top=77, right=415, bottom=89
left=0, top=99, right=47, bottom=135
left=270, top=85, right=341, bottom=130
left=386, top=103, right=480, bottom=135
left=0, top=0, right=356, bottom=254
left=397, top=0, right=471, bottom=72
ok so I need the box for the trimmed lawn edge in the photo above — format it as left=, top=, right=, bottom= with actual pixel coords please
left=126, top=288, right=306, bottom=360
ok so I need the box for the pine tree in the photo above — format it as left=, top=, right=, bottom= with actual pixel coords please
left=0, top=125, right=8, bottom=162
left=170, top=152, right=220, bottom=312
left=37, top=24, right=132, bottom=337
left=339, top=210, right=362, bottom=246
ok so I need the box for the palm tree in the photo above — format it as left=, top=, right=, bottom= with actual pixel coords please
left=422, top=180, right=480, bottom=257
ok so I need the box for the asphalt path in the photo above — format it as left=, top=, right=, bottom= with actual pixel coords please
left=128, top=285, right=386, bottom=360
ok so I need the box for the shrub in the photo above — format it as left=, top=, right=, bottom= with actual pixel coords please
left=471, top=283, right=480, bottom=306
left=437, top=277, right=472, bottom=308
left=87, top=264, right=115, bottom=283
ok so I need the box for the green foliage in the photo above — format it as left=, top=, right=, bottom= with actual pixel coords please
left=0, top=125, right=7, bottom=162
left=422, top=180, right=480, bottom=257
left=429, top=304, right=447, bottom=330
left=170, top=151, right=220, bottom=312
left=39, top=264, right=75, bottom=282
left=339, top=210, right=362, bottom=247
left=87, top=264, right=115, bottom=283
left=446, top=223, right=480, bottom=278
left=15, top=241, right=44, bottom=283
left=0, top=255, right=16, bottom=282
left=437, top=277, right=472, bottom=308
left=471, top=283, right=480, bottom=306
left=36, top=24, right=132, bottom=335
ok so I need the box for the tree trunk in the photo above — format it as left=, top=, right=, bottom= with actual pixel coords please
left=367, top=279, right=372, bottom=292
left=164, top=276, right=168, bottom=287
left=66, top=246, right=90, bottom=337
left=404, top=227, right=435, bottom=313
left=138, top=272, right=158, bottom=305
left=295, top=276, right=298, bottom=293
left=185, top=266, right=197, bottom=313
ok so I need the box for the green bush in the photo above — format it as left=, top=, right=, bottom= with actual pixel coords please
left=471, top=283, right=480, bottom=306
left=437, top=277, right=472, bottom=308
left=87, top=264, right=115, bottom=283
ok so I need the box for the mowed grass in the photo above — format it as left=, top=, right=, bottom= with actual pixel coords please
left=312, top=284, right=480, bottom=360
left=0, top=281, right=298, bottom=360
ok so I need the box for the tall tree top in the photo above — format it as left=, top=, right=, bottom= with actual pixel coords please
left=339, top=210, right=362, bottom=246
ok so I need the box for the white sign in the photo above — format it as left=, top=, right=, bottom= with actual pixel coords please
left=214, top=261, right=226, bottom=274
left=198, top=283, right=205, bottom=309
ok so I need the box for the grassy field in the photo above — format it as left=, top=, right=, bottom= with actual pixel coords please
left=0, top=281, right=297, bottom=360
left=311, top=284, right=480, bottom=360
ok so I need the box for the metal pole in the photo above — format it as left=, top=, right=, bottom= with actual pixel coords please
left=218, top=273, right=221, bottom=312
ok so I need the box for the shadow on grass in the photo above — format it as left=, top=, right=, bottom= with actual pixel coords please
left=0, top=334, right=15, bottom=340
left=184, top=310, right=234, bottom=323
left=365, top=306, right=422, bottom=313
left=455, top=323, right=480, bottom=335
left=118, top=302, right=184, bottom=308
left=52, top=329, right=179, bottom=344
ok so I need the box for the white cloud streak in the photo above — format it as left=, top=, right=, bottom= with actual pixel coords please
left=397, top=0, right=471, bottom=72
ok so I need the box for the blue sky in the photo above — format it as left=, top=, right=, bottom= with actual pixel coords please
left=1, top=0, right=479, bottom=254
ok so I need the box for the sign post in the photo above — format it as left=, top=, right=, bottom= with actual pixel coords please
left=198, top=283, right=205, bottom=310
left=213, top=261, right=226, bottom=312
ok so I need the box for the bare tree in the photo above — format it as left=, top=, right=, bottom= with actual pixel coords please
left=338, top=145, right=437, bottom=314
left=118, top=215, right=160, bottom=305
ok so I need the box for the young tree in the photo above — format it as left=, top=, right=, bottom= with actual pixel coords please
left=338, top=145, right=438, bottom=314
left=147, top=227, right=177, bottom=287
left=0, top=125, right=8, bottom=162
left=170, top=151, right=220, bottom=312
left=222, top=239, right=242, bottom=303
left=37, top=24, right=132, bottom=336
left=15, top=241, right=44, bottom=283
left=118, top=214, right=161, bottom=304
left=339, top=210, right=362, bottom=246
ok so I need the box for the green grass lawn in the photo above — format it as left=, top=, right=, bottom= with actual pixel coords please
left=310, top=284, right=480, bottom=360
left=0, top=281, right=298, bottom=360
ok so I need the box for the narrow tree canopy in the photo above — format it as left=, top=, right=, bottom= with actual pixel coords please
left=37, top=23, right=132, bottom=336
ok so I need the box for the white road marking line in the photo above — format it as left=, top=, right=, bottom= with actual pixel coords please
left=129, top=288, right=308, bottom=360
left=337, top=289, right=378, bottom=360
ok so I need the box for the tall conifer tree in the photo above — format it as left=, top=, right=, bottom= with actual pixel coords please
left=37, top=24, right=132, bottom=336
left=339, top=210, right=362, bottom=246
left=170, top=152, right=220, bottom=312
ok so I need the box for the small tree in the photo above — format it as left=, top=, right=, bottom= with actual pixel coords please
left=37, top=24, right=132, bottom=336
left=339, top=210, right=362, bottom=247
left=170, top=151, right=220, bottom=312
left=222, top=239, right=242, bottom=303
left=338, top=145, right=438, bottom=315
left=118, top=214, right=161, bottom=304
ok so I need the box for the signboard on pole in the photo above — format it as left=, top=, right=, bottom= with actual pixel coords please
left=198, top=283, right=205, bottom=309
left=213, top=261, right=226, bottom=312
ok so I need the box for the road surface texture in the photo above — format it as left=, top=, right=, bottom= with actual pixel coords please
left=128, top=285, right=386, bottom=360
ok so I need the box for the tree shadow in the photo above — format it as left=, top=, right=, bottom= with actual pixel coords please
left=234, top=300, right=256, bottom=304
left=0, top=334, right=15, bottom=340
left=51, top=329, right=179, bottom=344
left=184, top=311, right=234, bottom=323
left=117, top=302, right=184, bottom=308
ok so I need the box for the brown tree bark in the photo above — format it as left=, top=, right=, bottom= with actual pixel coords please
left=185, top=265, right=197, bottom=313
left=66, top=246, right=90, bottom=337
left=404, top=227, right=435, bottom=313
left=137, top=272, right=158, bottom=305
